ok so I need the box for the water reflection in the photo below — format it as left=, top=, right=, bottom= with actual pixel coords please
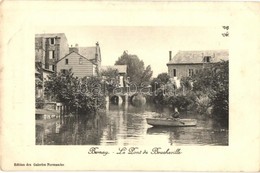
left=36, top=103, right=228, bottom=146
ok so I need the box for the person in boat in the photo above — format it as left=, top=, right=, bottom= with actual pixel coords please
left=171, top=107, right=180, bottom=119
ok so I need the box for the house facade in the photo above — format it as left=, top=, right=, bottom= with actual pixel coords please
left=167, top=50, right=229, bottom=80
left=35, top=33, right=69, bottom=72
left=56, top=42, right=101, bottom=78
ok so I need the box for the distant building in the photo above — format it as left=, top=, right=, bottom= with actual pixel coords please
left=167, top=50, right=229, bottom=80
left=56, top=42, right=101, bottom=78
left=101, top=65, right=127, bottom=76
left=35, top=33, right=69, bottom=72
left=35, top=63, right=54, bottom=99
left=101, top=65, right=128, bottom=87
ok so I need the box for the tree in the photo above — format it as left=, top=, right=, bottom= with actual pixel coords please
left=100, top=67, right=119, bottom=79
left=44, top=69, right=105, bottom=114
left=189, top=61, right=229, bottom=124
left=100, top=67, right=119, bottom=94
left=115, top=51, right=153, bottom=85
left=140, top=65, right=153, bottom=84
left=150, top=73, right=171, bottom=91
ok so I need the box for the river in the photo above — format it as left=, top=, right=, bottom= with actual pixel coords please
left=36, top=103, right=228, bottom=146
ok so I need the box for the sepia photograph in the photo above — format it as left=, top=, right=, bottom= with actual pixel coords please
left=35, top=26, right=229, bottom=146
left=1, top=1, right=259, bottom=171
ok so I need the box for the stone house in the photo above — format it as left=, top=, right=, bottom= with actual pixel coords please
left=167, top=50, right=229, bottom=80
left=35, top=33, right=69, bottom=72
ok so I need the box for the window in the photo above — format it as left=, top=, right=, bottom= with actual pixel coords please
left=188, top=69, right=194, bottom=76
left=65, top=59, right=68, bottom=65
left=204, top=56, right=211, bottom=63
left=49, top=38, right=55, bottom=45
left=49, top=50, right=55, bottom=59
left=61, top=69, right=68, bottom=74
left=173, top=69, right=176, bottom=77
left=52, top=65, right=55, bottom=71
left=79, top=57, right=83, bottom=65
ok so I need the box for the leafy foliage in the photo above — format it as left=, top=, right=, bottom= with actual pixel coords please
left=167, top=95, right=194, bottom=112
left=180, top=76, right=193, bottom=94
left=35, top=97, right=45, bottom=109
left=140, top=65, right=153, bottom=84
left=44, top=69, right=106, bottom=114
left=150, top=73, right=171, bottom=92
left=186, top=61, right=229, bottom=121
left=100, top=67, right=119, bottom=94
left=115, top=51, right=153, bottom=85
left=100, top=67, right=119, bottom=79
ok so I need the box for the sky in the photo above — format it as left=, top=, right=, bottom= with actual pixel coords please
left=36, top=26, right=229, bottom=77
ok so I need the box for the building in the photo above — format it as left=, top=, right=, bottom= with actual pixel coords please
left=56, top=42, right=101, bottom=78
left=35, top=33, right=69, bottom=72
left=101, top=65, right=127, bottom=76
left=101, top=65, right=128, bottom=87
left=167, top=50, right=229, bottom=80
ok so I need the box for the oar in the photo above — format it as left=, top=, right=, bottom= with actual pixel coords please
left=174, top=118, right=185, bottom=125
left=179, top=120, right=185, bottom=125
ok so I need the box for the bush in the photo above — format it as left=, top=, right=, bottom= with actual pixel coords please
left=195, top=94, right=211, bottom=114
left=35, top=97, right=45, bottom=109
left=212, top=89, right=228, bottom=119
left=183, top=60, right=229, bottom=124
left=131, top=94, right=146, bottom=107
left=152, top=89, right=166, bottom=104
left=44, top=69, right=106, bottom=114
left=167, top=95, right=194, bottom=112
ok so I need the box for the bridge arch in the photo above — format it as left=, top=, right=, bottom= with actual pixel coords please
left=110, top=95, right=123, bottom=105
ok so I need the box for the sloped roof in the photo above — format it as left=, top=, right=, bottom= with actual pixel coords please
left=35, top=33, right=66, bottom=38
left=78, top=47, right=96, bottom=60
left=167, top=50, right=229, bottom=65
left=57, top=51, right=96, bottom=64
left=101, top=65, right=127, bottom=74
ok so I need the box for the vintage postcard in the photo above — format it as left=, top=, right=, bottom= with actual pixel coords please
left=1, top=1, right=260, bottom=171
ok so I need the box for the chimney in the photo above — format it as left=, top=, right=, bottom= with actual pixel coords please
left=69, top=44, right=79, bottom=53
left=95, top=41, right=100, bottom=61
left=169, top=51, right=172, bottom=61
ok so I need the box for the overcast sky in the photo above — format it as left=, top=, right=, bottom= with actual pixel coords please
left=36, top=26, right=229, bottom=77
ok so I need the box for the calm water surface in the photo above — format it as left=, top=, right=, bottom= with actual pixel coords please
left=36, top=103, right=228, bottom=146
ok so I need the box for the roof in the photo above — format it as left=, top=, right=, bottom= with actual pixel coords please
left=57, top=51, right=96, bottom=65
left=35, top=33, right=67, bottom=38
left=101, top=65, right=127, bottom=74
left=167, top=50, right=229, bottom=65
left=77, top=47, right=96, bottom=60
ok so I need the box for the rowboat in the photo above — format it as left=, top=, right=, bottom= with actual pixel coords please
left=146, top=118, right=197, bottom=127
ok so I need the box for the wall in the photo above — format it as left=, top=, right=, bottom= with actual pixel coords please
left=59, top=35, right=69, bottom=61
left=35, top=37, right=45, bottom=63
left=57, top=52, right=94, bottom=78
left=35, top=34, right=69, bottom=71
left=168, top=64, right=203, bottom=79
